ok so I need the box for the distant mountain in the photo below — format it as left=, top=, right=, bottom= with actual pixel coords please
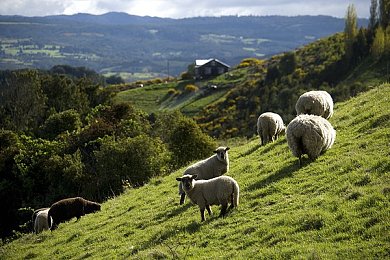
left=0, top=13, right=368, bottom=81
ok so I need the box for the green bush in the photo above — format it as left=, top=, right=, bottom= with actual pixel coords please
left=94, top=135, right=170, bottom=195
left=184, top=84, right=199, bottom=92
left=168, top=118, right=216, bottom=168
left=153, top=111, right=216, bottom=168
left=39, top=109, right=82, bottom=140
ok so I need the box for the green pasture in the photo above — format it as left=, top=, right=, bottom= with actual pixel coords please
left=2, top=84, right=389, bottom=259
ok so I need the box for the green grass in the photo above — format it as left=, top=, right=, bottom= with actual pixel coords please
left=113, top=83, right=175, bottom=114
left=112, top=67, right=249, bottom=117
left=1, top=84, right=389, bottom=259
left=113, top=79, right=233, bottom=116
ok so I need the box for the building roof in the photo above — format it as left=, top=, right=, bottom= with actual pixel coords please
left=195, top=58, right=230, bottom=68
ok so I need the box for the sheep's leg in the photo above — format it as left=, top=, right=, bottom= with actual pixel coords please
left=206, top=205, right=212, bottom=216
left=179, top=193, right=186, bottom=205
left=200, top=207, right=206, bottom=222
left=299, top=155, right=302, bottom=166
left=50, top=223, right=58, bottom=231
left=219, top=203, right=228, bottom=217
left=227, top=194, right=235, bottom=212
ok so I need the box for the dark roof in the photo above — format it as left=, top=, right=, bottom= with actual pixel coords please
left=195, top=58, right=230, bottom=68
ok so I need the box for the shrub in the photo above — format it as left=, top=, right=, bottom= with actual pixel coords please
left=168, top=118, right=216, bottom=168
left=153, top=111, right=216, bottom=168
left=39, top=109, right=82, bottom=140
left=184, top=84, right=198, bottom=92
left=94, top=135, right=170, bottom=196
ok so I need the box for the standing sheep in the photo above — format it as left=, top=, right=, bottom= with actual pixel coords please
left=286, top=114, right=336, bottom=165
left=178, top=146, right=230, bottom=205
left=295, top=90, right=334, bottom=119
left=48, top=197, right=101, bottom=230
left=256, top=112, right=286, bottom=146
left=34, top=208, right=51, bottom=234
left=176, top=174, right=239, bottom=222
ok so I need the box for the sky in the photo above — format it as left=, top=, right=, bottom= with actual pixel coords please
left=0, top=0, right=370, bottom=18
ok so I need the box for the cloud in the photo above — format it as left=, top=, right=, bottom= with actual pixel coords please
left=0, top=0, right=370, bottom=18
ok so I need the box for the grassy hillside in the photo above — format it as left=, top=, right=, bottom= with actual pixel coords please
left=1, top=83, right=389, bottom=259
left=113, top=68, right=246, bottom=116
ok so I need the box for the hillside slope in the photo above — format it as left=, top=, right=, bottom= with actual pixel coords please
left=1, top=84, right=389, bottom=259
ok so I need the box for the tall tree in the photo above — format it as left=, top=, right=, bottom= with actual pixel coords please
left=369, top=0, right=379, bottom=30
left=379, top=0, right=390, bottom=28
left=344, top=4, right=358, bottom=62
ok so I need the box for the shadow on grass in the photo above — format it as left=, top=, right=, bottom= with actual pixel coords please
left=237, top=143, right=261, bottom=158
left=259, top=139, right=288, bottom=155
left=153, top=203, right=192, bottom=223
left=130, top=221, right=202, bottom=257
left=246, top=161, right=300, bottom=192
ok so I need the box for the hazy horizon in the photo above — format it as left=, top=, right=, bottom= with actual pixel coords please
left=0, top=0, right=370, bottom=19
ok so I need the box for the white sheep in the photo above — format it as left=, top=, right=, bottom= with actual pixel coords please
left=178, top=146, right=230, bottom=205
left=256, top=112, right=286, bottom=146
left=295, top=90, right=334, bottom=119
left=176, top=174, right=239, bottom=221
left=286, top=114, right=336, bottom=165
left=34, top=208, right=52, bottom=234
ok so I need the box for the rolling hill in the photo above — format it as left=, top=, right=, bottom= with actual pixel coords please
left=0, top=13, right=368, bottom=81
left=1, top=83, right=389, bottom=259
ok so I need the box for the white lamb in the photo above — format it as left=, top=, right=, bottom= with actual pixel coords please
left=295, top=90, right=334, bottom=119
left=176, top=174, right=239, bottom=221
left=178, top=146, right=230, bottom=205
left=256, top=112, right=286, bottom=146
left=34, top=208, right=52, bottom=234
left=286, top=114, right=336, bottom=165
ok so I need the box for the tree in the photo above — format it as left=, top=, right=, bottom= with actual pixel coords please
left=371, top=26, right=385, bottom=58
left=385, top=25, right=390, bottom=58
left=354, top=27, right=369, bottom=60
left=369, top=0, right=379, bottom=31
left=344, top=4, right=358, bottom=62
left=0, top=70, right=46, bottom=132
left=379, top=0, right=390, bottom=28
left=279, top=52, right=297, bottom=75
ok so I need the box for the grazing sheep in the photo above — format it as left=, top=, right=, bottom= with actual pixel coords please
left=286, top=114, right=336, bottom=165
left=48, top=197, right=101, bottom=230
left=32, top=207, right=49, bottom=231
left=295, top=90, right=334, bottom=119
left=256, top=112, right=286, bottom=145
left=34, top=208, right=52, bottom=234
left=178, top=146, right=230, bottom=205
left=176, top=174, right=239, bottom=222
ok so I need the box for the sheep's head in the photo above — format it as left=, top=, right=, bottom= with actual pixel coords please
left=214, top=146, right=230, bottom=161
left=176, top=174, right=197, bottom=192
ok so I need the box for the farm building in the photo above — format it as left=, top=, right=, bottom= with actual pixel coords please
left=194, top=58, right=230, bottom=79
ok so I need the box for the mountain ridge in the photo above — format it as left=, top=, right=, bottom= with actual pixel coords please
left=0, top=13, right=368, bottom=81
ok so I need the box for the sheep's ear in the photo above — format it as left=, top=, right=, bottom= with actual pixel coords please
left=191, top=175, right=198, bottom=180
left=213, top=150, right=217, bottom=153
left=176, top=177, right=182, bottom=181
left=225, top=147, right=230, bottom=151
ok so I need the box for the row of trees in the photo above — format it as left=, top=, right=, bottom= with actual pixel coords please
left=345, top=1, right=390, bottom=63
left=0, top=68, right=217, bottom=240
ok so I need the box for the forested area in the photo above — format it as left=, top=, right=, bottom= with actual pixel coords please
left=0, top=67, right=216, bottom=240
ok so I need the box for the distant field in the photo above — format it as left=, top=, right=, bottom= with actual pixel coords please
left=113, top=72, right=236, bottom=117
